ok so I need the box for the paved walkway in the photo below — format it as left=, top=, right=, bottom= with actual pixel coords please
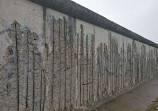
left=95, top=78, right=158, bottom=111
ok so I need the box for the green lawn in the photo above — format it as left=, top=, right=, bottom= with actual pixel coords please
left=147, top=98, right=158, bottom=111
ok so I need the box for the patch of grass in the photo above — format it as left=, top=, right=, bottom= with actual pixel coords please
left=155, top=99, right=158, bottom=103
left=147, top=98, right=158, bottom=111
left=147, top=105, right=158, bottom=111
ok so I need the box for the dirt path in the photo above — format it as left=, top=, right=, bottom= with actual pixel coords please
left=95, top=78, right=158, bottom=111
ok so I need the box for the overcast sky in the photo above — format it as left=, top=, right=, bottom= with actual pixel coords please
left=71, top=0, right=158, bottom=43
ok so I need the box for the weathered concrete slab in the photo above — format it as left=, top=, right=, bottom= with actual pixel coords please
left=0, top=0, right=158, bottom=111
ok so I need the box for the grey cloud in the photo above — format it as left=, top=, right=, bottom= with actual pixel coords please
left=72, top=0, right=158, bottom=43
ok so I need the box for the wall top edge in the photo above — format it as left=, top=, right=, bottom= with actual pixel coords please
left=29, top=0, right=158, bottom=48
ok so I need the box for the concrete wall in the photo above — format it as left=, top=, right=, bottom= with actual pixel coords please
left=0, top=0, right=157, bottom=111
